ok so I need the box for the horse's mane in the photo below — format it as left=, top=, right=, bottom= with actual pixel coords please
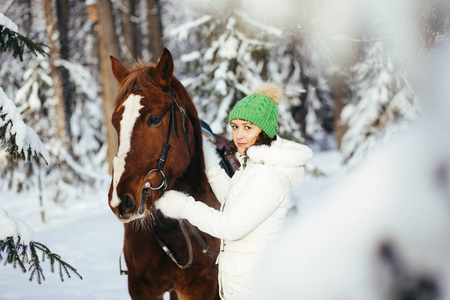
left=114, top=60, right=160, bottom=110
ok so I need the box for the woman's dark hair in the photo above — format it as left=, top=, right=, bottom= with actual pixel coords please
left=227, top=131, right=277, bottom=157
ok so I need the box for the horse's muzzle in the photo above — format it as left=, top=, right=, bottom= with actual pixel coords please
left=114, top=181, right=159, bottom=223
left=118, top=194, right=134, bottom=216
left=117, top=191, right=147, bottom=221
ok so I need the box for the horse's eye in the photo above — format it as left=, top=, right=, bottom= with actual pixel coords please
left=147, top=116, right=161, bottom=126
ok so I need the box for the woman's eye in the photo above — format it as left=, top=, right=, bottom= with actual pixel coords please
left=147, top=116, right=161, bottom=126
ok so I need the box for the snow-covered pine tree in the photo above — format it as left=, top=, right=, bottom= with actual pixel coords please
left=0, top=13, right=82, bottom=284
left=164, top=0, right=334, bottom=148
left=0, top=10, right=50, bottom=191
left=0, top=2, right=107, bottom=201
left=340, top=24, right=417, bottom=168
left=167, top=9, right=269, bottom=136
left=266, top=36, right=334, bottom=148
left=339, top=1, right=449, bottom=168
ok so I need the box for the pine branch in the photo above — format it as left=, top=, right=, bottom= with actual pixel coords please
left=0, top=25, right=49, bottom=61
left=0, top=237, right=27, bottom=273
left=0, top=237, right=82, bottom=284
left=30, top=241, right=83, bottom=282
left=0, top=97, right=50, bottom=164
left=0, top=118, right=45, bottom=163
left=28, top=242, right=45, bottom=284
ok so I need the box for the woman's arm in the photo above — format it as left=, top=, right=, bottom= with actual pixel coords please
left=156, top=169, right=288, bottom=240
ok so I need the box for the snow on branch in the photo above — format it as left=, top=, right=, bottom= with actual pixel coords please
left=0, top=208, right=82, bottom=284
left=234, top=11, right=284, bottom=38
left=0, top=13, right=18, bottom=32
left=0, top=87, right=50, bottom=163
left=0, top=208, right=33, bottom=245
left=0, top=13, right=48, bottom=61
left=167, top=15, right=212, bottom=40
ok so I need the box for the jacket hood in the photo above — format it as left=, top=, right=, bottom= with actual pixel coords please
left=243, top=137, right=313, bottom=187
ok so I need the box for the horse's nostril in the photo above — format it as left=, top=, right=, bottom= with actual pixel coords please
left=119, top=194, right=135, bottom=214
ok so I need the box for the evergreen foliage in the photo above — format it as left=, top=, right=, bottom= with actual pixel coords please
left=163, top=2, right=336, bottom=147
left=0, top=120, right=42, bottom=162
left=0, top=87, right=49, bottom=164
left=0, top=5, right=107, bottom=199
left=0, top=11, right=82, bottom=285
left=174, top=13, right=267, bottom=135
left=340, top=26, right=417, bottom=167
left=0, top=25, right=48, bottom=61
left=0, top=237, right=82, bottom=284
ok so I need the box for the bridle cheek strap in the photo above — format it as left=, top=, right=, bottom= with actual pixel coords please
left=140, top=89, right=190, bottom=193
left=164, top=90, right=191, bottom=155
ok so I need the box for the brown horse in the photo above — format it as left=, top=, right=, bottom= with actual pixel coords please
left=108, top=48, right=220, bottom=300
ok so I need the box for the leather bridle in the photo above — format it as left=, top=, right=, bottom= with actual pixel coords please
left=131, top=87, right=191, bottom=197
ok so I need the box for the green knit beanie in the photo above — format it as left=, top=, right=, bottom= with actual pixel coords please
left=228, top=83, right=282, bottom=138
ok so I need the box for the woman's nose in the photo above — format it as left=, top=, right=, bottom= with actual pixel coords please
left=236, top=129, right=244, bottom=139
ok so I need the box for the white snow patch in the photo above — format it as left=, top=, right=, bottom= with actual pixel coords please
left=0, top=207, right=33, bottom=245
left=180, top=51, right=201, bottom=63
left=0, top=12, right=19, bottom=32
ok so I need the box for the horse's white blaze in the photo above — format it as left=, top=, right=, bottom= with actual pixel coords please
left=110, top=94, right=143, bottom=208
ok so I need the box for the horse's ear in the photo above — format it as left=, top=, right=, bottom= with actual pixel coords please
left=110, top=55, right=129, bottom=84
left=153, top=48, right=174, bottom=89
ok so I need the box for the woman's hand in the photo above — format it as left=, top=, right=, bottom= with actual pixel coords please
left=155, top=190, right=194, bottom=219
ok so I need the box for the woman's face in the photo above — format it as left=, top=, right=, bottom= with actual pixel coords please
left=230, top=119, right=262, bottom=155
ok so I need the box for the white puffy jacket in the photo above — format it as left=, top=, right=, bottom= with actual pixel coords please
left=156, top=137, right=312, bottom=299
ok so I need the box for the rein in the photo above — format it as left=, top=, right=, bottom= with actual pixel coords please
left=120, top=86, right=216, bottom=273
left=120, top=219, right=217, bottom=274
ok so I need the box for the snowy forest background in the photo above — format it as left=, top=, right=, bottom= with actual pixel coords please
left=1, top=0, right=450, bottom=299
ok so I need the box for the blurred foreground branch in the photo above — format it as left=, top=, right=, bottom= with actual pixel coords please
left=0, top=237, right=83, bottom=284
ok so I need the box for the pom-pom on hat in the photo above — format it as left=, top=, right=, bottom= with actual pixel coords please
left=228, top=83, right=283, bottom=138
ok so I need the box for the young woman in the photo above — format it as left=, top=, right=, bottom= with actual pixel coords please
left=155, top=83, right=312, bottom=299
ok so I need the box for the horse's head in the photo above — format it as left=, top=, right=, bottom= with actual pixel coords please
left=108, top=49, right=200, bottom=223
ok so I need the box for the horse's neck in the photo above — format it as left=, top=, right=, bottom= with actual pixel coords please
left=173, top=149, right=219, bottom=206
left=175, top=163, right=207, bottom=195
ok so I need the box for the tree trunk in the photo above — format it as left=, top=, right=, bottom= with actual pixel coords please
left=146, top=0, right=163, bottom=62
left=293, top=44, right=309, bottom=141
left=94, top=0, right=121, bottom=173
left=43, top=0, right=69, bottom=148
left=121, top=0, right=141, bottom=65
left=330, top=74, right=348, bottom=149
left=38, top=166, right=45, bottom=223
left=55, top=0, right=76, bottom=153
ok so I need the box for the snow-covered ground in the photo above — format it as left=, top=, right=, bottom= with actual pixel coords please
left=0, top=150, right=340, bottom=300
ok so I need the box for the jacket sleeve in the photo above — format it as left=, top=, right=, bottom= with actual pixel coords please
left=203, top=138, right=231, bottom=203
left=183, top=169, right=289, bottom=241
